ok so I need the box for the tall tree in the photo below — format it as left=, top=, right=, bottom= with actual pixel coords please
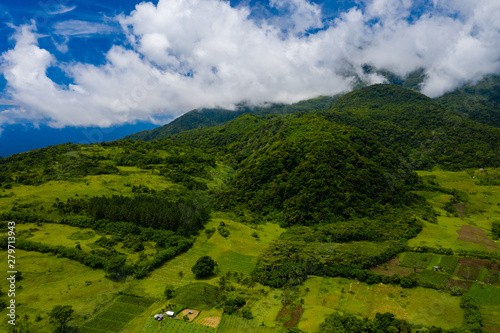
left=49, top=305, right=74, bottom=332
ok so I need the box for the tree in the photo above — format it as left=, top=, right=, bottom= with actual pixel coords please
left=178, top=270, right=184, bottom=279
left=49, top=305, right=74, bottom=332
left=191, top=256, right=218, bottom=278
left=242, top=307, right=253, bottom=319
left=164, top=284, right=175, bottom=299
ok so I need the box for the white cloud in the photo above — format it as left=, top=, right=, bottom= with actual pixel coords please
left=1, top=0, right=500, bottom=129
left=43, top=4, right=77, bottom=15
left=53, top=20, right=120, bottom=36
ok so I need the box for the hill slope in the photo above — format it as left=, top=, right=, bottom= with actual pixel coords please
left=438, top=75, right=500, bottom=128
left=322, top=84, right=500, bottom=170
left=123, top=96, right=337, bottom=141
left=218, top=115, right=426, bottom=226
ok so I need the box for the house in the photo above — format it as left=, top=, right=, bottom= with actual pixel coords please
left=165, top=311, right=175, bottom=318
left=433, top=266, right=441, bottom=271
left=154, top=314, right=164, bottom=321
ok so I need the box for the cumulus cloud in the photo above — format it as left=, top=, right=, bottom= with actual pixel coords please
left=1, top=0, right=500, bottom=128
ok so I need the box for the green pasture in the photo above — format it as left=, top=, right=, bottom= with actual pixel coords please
left=14, top=222, right=156, bottom=264
left=0, top=168, right=177, bottom=218
left=130, top=216, right=284, bottom=297
left=469, top=283, right=500, bottom=330
left=400, top=252, right=436, bottom=269
left=410, top=169, right=500, bottom=251
left=298, top=276, right=463, bottom=333
left=80, top=294, right=156, bottom=333
left=217, top=314, right=278, bottom=333
left=0, top=250, right=133, bottom=332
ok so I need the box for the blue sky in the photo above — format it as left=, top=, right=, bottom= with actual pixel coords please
left=0, top=0, right=499, bottom=156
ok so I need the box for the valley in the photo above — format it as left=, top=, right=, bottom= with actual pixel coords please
left=1, top=84, right=499, bottom=333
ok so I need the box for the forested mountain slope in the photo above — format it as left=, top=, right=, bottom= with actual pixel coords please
left=438, top=75, right=500, bottom=128
left=321, top=84, right=500, bottom=170
left=124, top=96, right=337, bottom=141
left=218, top=115, right=424, bottom=225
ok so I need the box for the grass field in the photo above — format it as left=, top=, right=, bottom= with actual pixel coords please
left=400, top=252, right=436, bottom=269
left=80, top=295, right=156, bottom=333
left=217, top=314, right=278, bottom=333
left=469, top=283, right=500, bottom=331
left=411, top=169, right=500, bottom=251
left=439, top=256, right=460, bottom=274
left=130, top=215, right=285, bottom=297
left=14, top=222, right=156, bottom=264
left=297, top=276, right=464, bottom=333
left=0, top=250, right=133, bottom=332
left=0, top=167, right=177, bottom=220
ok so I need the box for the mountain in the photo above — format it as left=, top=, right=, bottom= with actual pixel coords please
left=123, top=95, right=338, bottom=141
left=218, top=114, right=425, bottom=226
left=321, top=84, right=500, bottom=170
left=438, top=75, right=500, bottom=128
left=1, top=82, right=497, bottom=332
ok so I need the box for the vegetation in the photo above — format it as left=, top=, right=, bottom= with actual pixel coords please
left=192, top=256, right=218, bottom=278
left=318, top=312, right=413, bottom=333
left=323, top=84, right=500, bottom=170
left=438, top=74, right=500, bottom=128
left=1, top=84, right=500, bottom=332
left=124, top=96, right=338, bottom=141
left=48, top=305, right=74, bottom=332
left=492, top=221, right=500, bottom=239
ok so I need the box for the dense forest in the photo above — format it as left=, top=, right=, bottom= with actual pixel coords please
left=322, top=84, right=500, bottom=170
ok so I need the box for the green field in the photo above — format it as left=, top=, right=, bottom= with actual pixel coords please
left=411, top=170, right=500, bottom=251
left=217, top=314, right=278, bottom=333
left=0, top=250, right=133, bottom=332
left=298, top=276, right=464, bottom=333
left=80, top=295, right=156, bottom=333
left=400, top=252, right=436, bottom=269
left=14, top=222, right=156, bottom=264
left=2, top=167, right=500, bottom=332
left=439, top=255, right=460, bottom=274
left=469, top=283, right=500, bottom=330
left=130, top=215, right=284, bottom=297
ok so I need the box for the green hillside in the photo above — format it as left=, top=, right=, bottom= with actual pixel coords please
left=322, top=84, right=500, bottom=169
left=124, top=96, right=337, bottom=141
left=438, top=75, right=500, bottom=128
left=219, top=115, right=424, bottom=225
left=1, top=83, right=499, bottom=333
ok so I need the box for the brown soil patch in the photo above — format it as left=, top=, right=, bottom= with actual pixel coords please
left=177, top=309, right=200, bottom=322
left=277, top=306, right=291, bottom=320
left=284, top=305, right=304, bottom=328
left=446, top=279, right=473, bottom=290
left=370, top=258, right=421, bottom=276
left=456, top=258, right=490, bottom=280
left=457, top=225, right=499, bottom=250
left=198, top=317, right=221, bottom=328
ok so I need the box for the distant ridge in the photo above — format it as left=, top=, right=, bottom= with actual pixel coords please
left=122, top=96, right=338, bottom=141
left=321, top=84, right=500, bottom=169
left=438, top=74, right=500, bottom=128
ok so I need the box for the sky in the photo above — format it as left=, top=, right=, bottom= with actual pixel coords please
left=0, top=0, right=500, bottom=156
